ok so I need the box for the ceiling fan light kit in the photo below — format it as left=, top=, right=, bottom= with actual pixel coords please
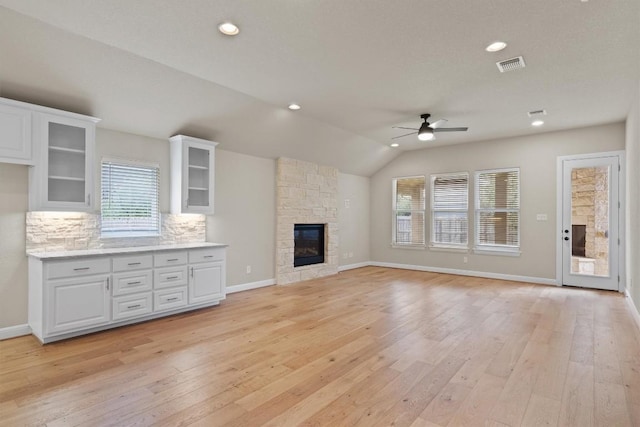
left=392, top=113, right=468, bottom=142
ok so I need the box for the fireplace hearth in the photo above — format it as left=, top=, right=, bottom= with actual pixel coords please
left=294, top=224, right=325, bottom=267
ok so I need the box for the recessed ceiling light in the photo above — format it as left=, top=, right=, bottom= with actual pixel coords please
left=531, top=120, right=545, bottom=127
left=288, top=103, right=301, bottom=111
left=485, top=41, right=507, bottom=52
left=390, top=143, right=399, bottom=147
left=218, top=22, right=240, bottom=36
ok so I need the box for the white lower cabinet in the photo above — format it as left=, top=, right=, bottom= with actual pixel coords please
left=189, top=262, right=224, bottom=305
left=28, top=244, right=226, bottom=343
left=112, top=292, right=153, bottom=321
left=47, top=275, right=110, bottom=335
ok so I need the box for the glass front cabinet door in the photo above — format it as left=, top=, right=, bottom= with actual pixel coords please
left=170, top=135, right=218, bottom=214
left=29, top=112, right=100, bottom=212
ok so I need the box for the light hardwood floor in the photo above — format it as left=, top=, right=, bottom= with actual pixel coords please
left=1, top=267, right=640, bottom=426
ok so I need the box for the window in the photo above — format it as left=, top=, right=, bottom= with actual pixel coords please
left=475, top=168, right=520, bottom=252
left=431, top=173, right=468, bottom=247
left=392, top=176, right=425, bottom=246
left=101, top=159, right=160, bottom=237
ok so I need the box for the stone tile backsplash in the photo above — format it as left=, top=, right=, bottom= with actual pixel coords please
left=26, top=212, right=205, bottom=252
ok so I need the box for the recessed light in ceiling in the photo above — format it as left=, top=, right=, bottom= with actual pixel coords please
left=531, top=120, right=545, bottom=127
left=288, top=103, right=301, bottom=111
left=218, top=22, right=240, bottom=36
left=390, top=143, right=399, bottom=147
left=485, top=41, right=507, bottom=52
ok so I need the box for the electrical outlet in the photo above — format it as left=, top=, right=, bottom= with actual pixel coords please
left=463, top=256, right=468, bottom=263
left=343, top=253, right=348, bottom=259
left=348, top=252, right=353, bottom=258
left=246, top=265, right=251, bottom=274
left=344, top=199, right=350, bottom=208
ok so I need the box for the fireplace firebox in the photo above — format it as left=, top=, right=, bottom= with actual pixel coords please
left=294, top=224, right=325, bottom=267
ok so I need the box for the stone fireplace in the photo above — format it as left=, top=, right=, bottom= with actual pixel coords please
left=276, top=158, right=338, bottom=284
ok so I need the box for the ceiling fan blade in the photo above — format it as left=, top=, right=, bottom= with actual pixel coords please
left=392, top=126, right=419, bottom=131
left=429, top=119, right=448, bottom=129
left=392, top=131, right=418, bottom=139
left=433, top=127, right=468, bottom=132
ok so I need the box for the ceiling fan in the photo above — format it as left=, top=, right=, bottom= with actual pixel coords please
left=392, top=113, right=468, bottom=141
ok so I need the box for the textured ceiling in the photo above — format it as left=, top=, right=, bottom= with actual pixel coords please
left=0, top=1, right=638, bottom=176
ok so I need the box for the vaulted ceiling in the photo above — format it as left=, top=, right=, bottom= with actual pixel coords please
left=0, top=1, right=638, bottom=176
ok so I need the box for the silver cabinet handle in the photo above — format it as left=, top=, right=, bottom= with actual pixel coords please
left=106, top=277, right=110, bottom=291
left=191, top=267, right=194, bottom=277
left=74, top=267, right=90, bottom=271
left=166, top=276, right=178, bottom=280
left=167, top=258, right=179, bottom=262
left=127, top=281, right=141, bottom=285
left=128, top=262, right=141, bottom=266
left=167, top=297, right=179, bottom=302
left=203, top=255, right=214, bottom=258
left=127, top=304, right=141, bottom=309
left=87, top=194, right=91, bottom=206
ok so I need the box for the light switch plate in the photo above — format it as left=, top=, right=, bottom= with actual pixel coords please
left=536, top=213, right=548, bottom=221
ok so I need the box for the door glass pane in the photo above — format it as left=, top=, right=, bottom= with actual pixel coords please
left=570, top=166, right=609, bottom=277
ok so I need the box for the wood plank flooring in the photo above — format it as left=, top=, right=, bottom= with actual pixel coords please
left=1, top=266, right=640, bottom=426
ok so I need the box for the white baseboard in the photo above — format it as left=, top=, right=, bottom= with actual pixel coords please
left=625, top=289, right=640, bottom=332
left=338, top=262, right=371, bottom=272
left=369, top=261, right=558, bottom=286
left=0, top=324, right=31, bottom=341
left=227, top=278, right=275, bottom=294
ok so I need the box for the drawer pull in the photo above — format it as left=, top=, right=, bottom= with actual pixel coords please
left=166, top=297, right=179, bottom=302
left=166, top=276, right=179, bottom=280
left=167, top=258, right=179, bottom=262
left=73, top=267, right=90, bottom=271
left=127, top=304, right=142, bottom=309
left=203, top=255, right=214, bottom=258
left=127, top=281, right=142, bottom=285
left=127, top=262, right=141, bottom=266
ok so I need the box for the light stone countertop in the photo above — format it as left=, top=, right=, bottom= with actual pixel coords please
left=27, top=242, right=228, bottom=260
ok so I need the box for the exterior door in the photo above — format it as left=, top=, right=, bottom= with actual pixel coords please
left=560, top=154, right=621, bottom=290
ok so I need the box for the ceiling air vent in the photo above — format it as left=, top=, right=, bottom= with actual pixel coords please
left=496, top=56, right=526, bottom=73
left=528, top=109, right=547, bottom=118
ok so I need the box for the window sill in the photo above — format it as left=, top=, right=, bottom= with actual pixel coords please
left=429, top=245, right=469, bottom=253
left=473, top=247, right=521, bottom=257
left=101, top=231, right=161, bottom=239
left=391, top=244, right=426, bottom=250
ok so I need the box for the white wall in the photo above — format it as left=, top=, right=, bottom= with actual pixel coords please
left=370, top=123, right=625, bottom=281
left=626, top=83, right=640, bottom=309
left=338, top=173, right=370, bottom=266
left=207, top=150, right=276, bottom=287
left=0, top=163, right=28, bottom=328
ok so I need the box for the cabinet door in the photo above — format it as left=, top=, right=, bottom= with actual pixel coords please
left=47, top=275, right=110, bottom=335
left=0, top=102, right=32, bottom=164
left=184, top=141, right=215, bottom=214
left=35, top=113, right=95, bottom=211
left=188, top=262, right=224, bottom=304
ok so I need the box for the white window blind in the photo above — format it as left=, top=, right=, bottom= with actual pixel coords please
left=101, top=160, right=160, bottom=235
left=392, top=176, right=425, bottom=246
left=431, top=173, right=468, bottom=246
left=475, top=168, right=520, bottom=249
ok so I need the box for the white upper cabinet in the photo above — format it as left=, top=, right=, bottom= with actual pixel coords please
left=29, top=111, right=100, bottom=212
left=170, top=135, right=218, bottom=214
left=0, top=98, right=33, bottom=165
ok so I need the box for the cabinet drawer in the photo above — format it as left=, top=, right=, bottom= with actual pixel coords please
left=154, top=251, right=187, bottom=267
left=113, top=254, right=153, bottom=272
left=112, top=293, right=152, bottom=321
left=47, top=257, right=110, bottom=280
left=112, top=270, right=153, bottom=296
left=189, top=248, right=224, bottom=264
left=154, top=287, right=188, bottom=312
left=154, top=266, right=188, bottom=289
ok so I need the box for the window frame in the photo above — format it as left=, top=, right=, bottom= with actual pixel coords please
left=100, top=157, right=161, bottom=238
left=430, top=172, right=469, bottom=250
left=391, top=175, right=426, bottom=248
left=474, top=167, right=521, bottom=255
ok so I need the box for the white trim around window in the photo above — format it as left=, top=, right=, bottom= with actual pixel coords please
left=430, top=172, right=469, bottom=250
left=392, top=175, right=426, bottom=247
left=474, top=167, right=520, bottom=255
